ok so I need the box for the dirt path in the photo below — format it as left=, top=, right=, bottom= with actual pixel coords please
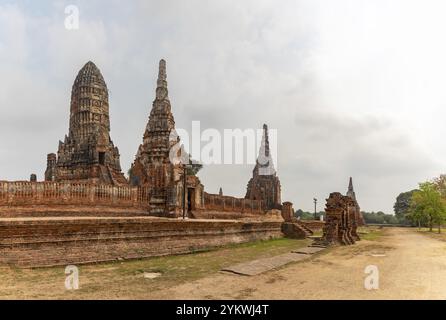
left=151, top=228, right=446, bottom=299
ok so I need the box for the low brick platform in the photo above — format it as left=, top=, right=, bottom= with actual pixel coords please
left=0, top=217, right=283, bottom=268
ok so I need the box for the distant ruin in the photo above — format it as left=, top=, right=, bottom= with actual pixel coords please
left=245, top=124, right=282, bottom=210
left=319, top=178, right=363, bottom=246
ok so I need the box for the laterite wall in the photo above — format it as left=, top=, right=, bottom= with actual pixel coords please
left=0, top=217, right=283, bottom=268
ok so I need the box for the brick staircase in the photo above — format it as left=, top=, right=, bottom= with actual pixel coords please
left=295, top=221, right=314, bottom=236
left=281, top=222, right=312, bottom=239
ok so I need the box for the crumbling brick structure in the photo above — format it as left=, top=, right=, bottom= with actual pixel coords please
left=280, top=202, right=313, bottom=239
left=129, top=60, right=204, bottom=217
left=320, top=179, right=362, bottom=246
left=281, top=201, right=294, bottom=222
left=202, top=192, right=264, bottom=214
left=45, top=61, right=127, bottom=185
left=245, top=124, right=281, bottom=210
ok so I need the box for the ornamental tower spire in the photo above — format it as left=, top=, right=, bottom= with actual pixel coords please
left=45, top=61, right=126, bottom=185
left=256, top=124, right=276, bottom=176
left=346, top=177, right=356, bottom=201
left=130, top=59, right=193, bottom=217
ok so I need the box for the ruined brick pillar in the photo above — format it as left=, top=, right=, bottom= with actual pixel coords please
left=281, top=201, right=294, bottom=222
left=319, top=189, right=361, bottom=246
left=45, top=153, right=57, bottom=182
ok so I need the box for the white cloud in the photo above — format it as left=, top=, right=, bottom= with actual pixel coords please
left=0, top=0, right=445, bottom=213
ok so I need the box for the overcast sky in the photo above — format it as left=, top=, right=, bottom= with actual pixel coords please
left=0, top=0, right=445, bottom=213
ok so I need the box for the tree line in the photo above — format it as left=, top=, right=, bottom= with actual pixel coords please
left=295, top=208, right=400, bottom=224
left=295, top=175, right=446, bottom=230
left=394, top=175, right=446, bottom=232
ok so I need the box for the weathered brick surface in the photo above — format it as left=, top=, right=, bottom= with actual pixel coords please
left=299, top=220, right=325, bottom=231
left=0, top=181, right=149, bottom=209
left=203, top=193, right=265, bottom=214
left=0, top=181, right=268, bottom=220
left=0, top=217, right=283, bottom=267
left=319, top=192, right=360, bottom=246
left=245, top=124, right=281, bottom=210
left=281, top=222, right=308, bottom=239
left=0, top=205, right=148, bottom=218
left=45, top=61, right=127, bottom=185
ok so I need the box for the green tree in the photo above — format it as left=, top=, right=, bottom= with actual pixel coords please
left=433, top=174, right=446, bottom=198
left=394, top=190, right=417, bottom=224
left=410, top=182, right=446, bottom=233
left=294, top=209, right=324, bottom=220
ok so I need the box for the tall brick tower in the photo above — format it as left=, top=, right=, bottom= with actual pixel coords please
left=45, top=61, right=127, bottom=185
left=346, top=177, right=365, bottom=226
left=130, top=59, right=186, bottom=216
left=245, top=124, right=281, bottom=210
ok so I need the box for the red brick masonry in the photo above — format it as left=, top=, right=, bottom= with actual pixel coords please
left=0, top=181, right=265, bottom=218
left=0, top=217, right=283, bottom=268
left=299, top=220, right=325, bottom=231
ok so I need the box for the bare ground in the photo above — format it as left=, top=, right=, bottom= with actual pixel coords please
left=151, top=227, right=446, bottom=300
left=2, top=227, right=446, bottom=299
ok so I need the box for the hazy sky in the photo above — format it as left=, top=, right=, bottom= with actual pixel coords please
left=0, top=0, right=445, bottom=213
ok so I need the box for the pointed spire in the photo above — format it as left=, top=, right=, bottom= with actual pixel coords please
left=154, top=59, right=169, bottom=101
left=263, top=124, right=270, bottom=157
left=157, top=59, right=167, bottom=89
left=347, top=177, right=356, bottom=200
left=257, top=123, right=276, bottom=176
left=348, top=177, right=354, bottom=192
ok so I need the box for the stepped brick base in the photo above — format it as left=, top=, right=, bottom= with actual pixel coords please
left=281, top=222, right=309, bottom=239
left=0, top=217, right=283, bottom=268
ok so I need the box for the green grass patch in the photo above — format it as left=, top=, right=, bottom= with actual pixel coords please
left=311, top=230, right=323, bottom=237
left=359, top=226, right=383, bottom=241
left=417, top=227, right=446, bottom=241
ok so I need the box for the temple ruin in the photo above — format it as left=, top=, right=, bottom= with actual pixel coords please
left=0, top=59, right=336, bottom=267
left=319, top=178, right=363, bottom=246
left=129, top=59, right=204, bottom=217
left=347, top=177, right=365, bottom=226
left=245, top=124, right=282, bottom=210
left=45, top=61, right=127, bottom=185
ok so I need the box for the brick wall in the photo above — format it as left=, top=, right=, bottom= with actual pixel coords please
left=0, top=180, right=150, bottom=218
left=0, top=182, right=269, bottom=219
left=203, top=192, right=265, bottom=214
left=0, top=217, right=283, bottom=267
left=299, top=220, right=325, bottom=231
left=0, top=181, right=149, bottom=209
